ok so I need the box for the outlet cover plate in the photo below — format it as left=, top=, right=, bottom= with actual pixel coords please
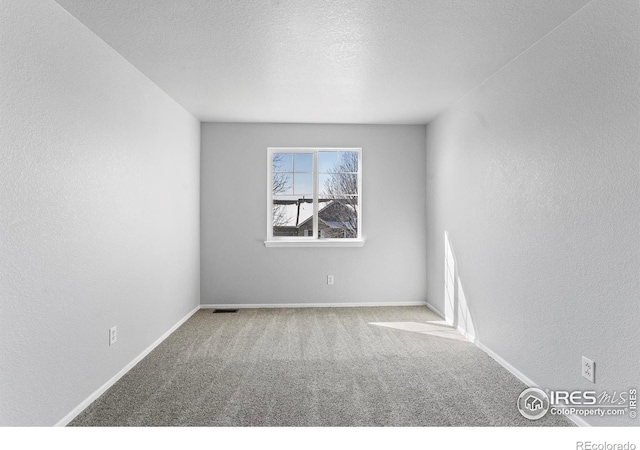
left=109, top=326, right=117, bottom=346
left=582, top=356, right=595, bottom=383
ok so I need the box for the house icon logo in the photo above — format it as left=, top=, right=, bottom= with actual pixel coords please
left=517, top=388, right=550, bottom=420
left=525, top=395, right=543, bottom=411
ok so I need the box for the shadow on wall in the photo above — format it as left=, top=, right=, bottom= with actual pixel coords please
left=444, top=231, right=478, bottom=342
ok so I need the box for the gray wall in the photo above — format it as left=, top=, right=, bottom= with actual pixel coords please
left=425, top=0, right=639, bottom=426
left=0, top=0, right=200, bottom=425
left=201, top=123, right=427, bottom=306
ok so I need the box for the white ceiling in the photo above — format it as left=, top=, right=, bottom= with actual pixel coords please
left=55, top=0, right=590, bottom=124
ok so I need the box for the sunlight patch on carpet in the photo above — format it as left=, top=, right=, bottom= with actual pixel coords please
left=368, top=321, right=468, bottom=341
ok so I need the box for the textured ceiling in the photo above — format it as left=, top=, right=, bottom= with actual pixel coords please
left=55, top=0, right=591, bottom=124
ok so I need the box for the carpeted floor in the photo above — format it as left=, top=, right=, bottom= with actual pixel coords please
left=69, top=306, right=572, bottom=426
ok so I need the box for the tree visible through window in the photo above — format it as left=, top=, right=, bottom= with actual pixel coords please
left=268, top=148, right=361, bottom=241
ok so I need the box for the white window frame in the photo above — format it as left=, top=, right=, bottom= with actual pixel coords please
left=265, top=147, right=364, bottom=248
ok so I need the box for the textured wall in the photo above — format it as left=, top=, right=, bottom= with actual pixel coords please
left=426, top=0, right=639, bottom=426
left=201, top=123, right=427, bottom=307
left=0, top=0, right=200, bottom=425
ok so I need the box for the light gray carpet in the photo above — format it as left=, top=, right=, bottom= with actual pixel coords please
left=69, top=306, right=572, bottom=426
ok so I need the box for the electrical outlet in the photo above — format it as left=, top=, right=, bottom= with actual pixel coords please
left=582, top=356, right=595, bottom=383
left=109, top=326, right=117, bottom=346
left=327, top=275, right=334, bottom=285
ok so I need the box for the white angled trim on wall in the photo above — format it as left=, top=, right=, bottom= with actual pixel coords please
left=426, top=300, right=589, bottom=427
left=424, top=302, right=448, bottom=323
left=475, top=341, right=590, bottom=428
left=55, top=305, right=200, bottom=427
left=201, top=301, right=427, bottom=309
left=56, top=300, right=589, bottom=427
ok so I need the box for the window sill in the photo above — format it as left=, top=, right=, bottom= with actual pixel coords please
left=264, top=239, right=365, bottom=248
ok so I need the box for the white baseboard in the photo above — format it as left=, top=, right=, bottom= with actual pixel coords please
left=55, top=305, right=200, bottom=427
left=476, top=342, right=589, bottom=427
left=54, top=300, right=589, bottom=427
left=563, top=413, right=591, bottom=427
left=428, top=302, right=587, bottom=427
left=200, top=301, right=427, bottom=309
left=476, top=341, right=538, bottom=389
left=425, top=302, right=448, bottom=321
left=456, top=325, right=476, bottom=343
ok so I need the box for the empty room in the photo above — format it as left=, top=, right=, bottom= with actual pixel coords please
left=1, top=0, right=638, bottom=445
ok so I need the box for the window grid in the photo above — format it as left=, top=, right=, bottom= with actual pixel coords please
left=267, top=147, right=362, bottom=242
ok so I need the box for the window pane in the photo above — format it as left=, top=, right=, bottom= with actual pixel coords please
left=318, top=151, right=338, bottom=173
left=272, top=195, right=314, bottom=237
left=273, top=197, right=294, bottom=228
left=319, top=172, right=358, bottom=197
left=339, top=151, right=359, bottom=172
left=273, top=153, right=292, bottom=172
left=294, top=153, right=313, bottom=172
left=318, top=197, right=358, bottom=239
left=319, top=174, right=332, bottom=198
left=340, top=173, right=358, bottom=194
left=294, top=172, right=312, bottom=195
left=272, top=172, right=292, bottom=195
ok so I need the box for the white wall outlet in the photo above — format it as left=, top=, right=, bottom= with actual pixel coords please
left=582, top=356, right=595, bottom=383
left=109, top=326, right=117, bottom=346
left=327, top=275, right=334, bottom=285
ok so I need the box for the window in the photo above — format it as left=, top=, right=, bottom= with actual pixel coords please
left=265, top=148, right=363, bottom=247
